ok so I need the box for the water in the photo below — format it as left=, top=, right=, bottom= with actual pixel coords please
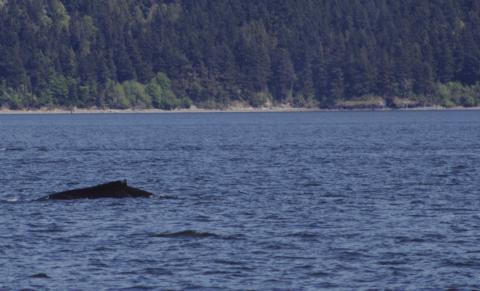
left=0, top=111, right=479, bottom=290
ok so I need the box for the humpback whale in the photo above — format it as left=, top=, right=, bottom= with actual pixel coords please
left=40, top=180, right=153, bottom=200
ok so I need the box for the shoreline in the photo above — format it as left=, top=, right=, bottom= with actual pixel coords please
left=1, top=105, right=480, bottom=114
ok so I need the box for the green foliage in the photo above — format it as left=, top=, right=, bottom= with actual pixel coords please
left=111, top=82, right=130, bottom=109
left=122, top=80, right=151, bottom=109
left=435, top=82, right=480, bottom=107
left=101, top=73, right=190, bottom=110
left=249, top=91, right=270, bottom=108
left=48, top=0, right=70, bottom=30
left=48, top=74, right=69, bottom=102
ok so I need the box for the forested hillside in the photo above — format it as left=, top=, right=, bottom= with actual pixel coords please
left=1, top=0, right=480, bottom=110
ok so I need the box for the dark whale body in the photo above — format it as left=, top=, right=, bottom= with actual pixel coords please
left=40, top=180, right=153, bottom=200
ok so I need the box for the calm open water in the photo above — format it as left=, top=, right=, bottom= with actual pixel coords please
left=0, top=111, right=480, bottom=290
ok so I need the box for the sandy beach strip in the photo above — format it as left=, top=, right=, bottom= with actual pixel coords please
left=0, top=105, right=479, bottom=114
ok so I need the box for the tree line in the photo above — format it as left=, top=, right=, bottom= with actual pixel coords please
left=1, top=0, right=480, bottom=109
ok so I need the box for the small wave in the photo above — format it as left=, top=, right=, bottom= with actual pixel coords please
left=94, top=246, right=115, bottom=252
left=167, top=145, right=202, bottom=151
left=119, top=285, right=156, bottom=290
left=143, top=267, right=173, bottom=276
left=155, top=195, right=178, bottom=200
left=442, top=259, right=480, bottom=268
left=377, top=260, right=408, bottom=266
left=5, top=197, right=19, bottom=203
left=286, top=232, right=319, bottom=239
left=149, top=230, right=219, bottom=239
left=36, top=146, right=48, bottom=152
left=30, top=273, right=50, bottom=279
left=303, top=182, right=322, bottom=187
left=394, top=236, right=426, bottom=244
left=88, top=259, right=109, bottom=268
left=117, top=148, right=154, bottom=152
left=30, top=227, right=64, bottom=233
left=228, top=157, right=247, bottom=162
left=309, top=271, right=330, bottom=278
left=73, top=147, right=154, bottom=152
left=452, top=164, right=468, bottom=170
left=214, top=259, right=245, bottom=266
left=5, top=147, right=25, bottom=151
left=203, top=270, right=232, bottom=275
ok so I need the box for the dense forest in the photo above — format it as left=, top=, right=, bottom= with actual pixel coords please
left=1, top=0, right=480, bottom=110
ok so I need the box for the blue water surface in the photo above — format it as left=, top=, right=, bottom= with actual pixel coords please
left=1, top=111, right=480, bottom=290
